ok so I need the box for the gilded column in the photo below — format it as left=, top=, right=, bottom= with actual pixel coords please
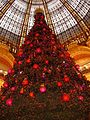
left=20, top=0, right=32, bottom=46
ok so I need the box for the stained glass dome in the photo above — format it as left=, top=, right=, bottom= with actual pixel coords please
left=0, top=0, right=90, bottom=46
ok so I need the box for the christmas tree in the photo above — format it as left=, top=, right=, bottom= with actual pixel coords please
left=0, top=9, right=90, bottom=120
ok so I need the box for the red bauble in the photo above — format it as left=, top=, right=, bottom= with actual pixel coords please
left=26, top=59, right=31, bottom=63
left=43, top=28, right=46, bottom=31
left=36, top=48, right=41, bottom=53
left=30, top=44, right=33, bottom=47
left=64, top=75, right=70, bottom=82
left=57, top=82, right=62, bottom=87
left=3, top=82, right=9, bottom=88
left=40, top=85, right=46, bottom=93
left=18, top=51, right=23, bottom=56
left=40, top=21, right=43, bottom=24
left=43, top=67, right=47, bottom=72
left=20, top=88, right=24, bottom=94
left=26, top=41, right=30, bottom=45
left=8, top=69, right=12, bottom=74
left=35, top=33, right=39, bottom=37
left=45, top=60, right=49, bottom=64
left=33, top=64, right=39, bottom=69
left=1, top=96, right=6, bottom=101
left=22, top=78, right=29, bottom=86
left=6, top=98, right=13, bottom=106
left=63, top=94, right=70, bottom=102
left=78, top=95, right=84, bottom=101
left=11, top=86, right=16, bottom=91
left=29, top=92, right=35, bottom=98
left=18, top=61, right=22, bottom=65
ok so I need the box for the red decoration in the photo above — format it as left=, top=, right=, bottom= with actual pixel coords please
left=1, top=96, right=6, bottom=101
left=78, top=95, right=84, bottom=101
left=33, top=64, right=39, bottom=69
left=18, top=51, right=23, bottom=56
left=8, top=69, right=12, bottom=74
left=35, top=33, right=39, bottom=37
left=57, top=82, right=62, bottom=87
left=36, top=48, right=41, bottom=53
left=45, top=60, right=49, bottom=64
left=26, top=41, right=30, bottom=45
left=18, top=61, right=22, bottom=65
left=11, top=86, right=16, bottom=91
left=26, top=59, right=31, bottom=63
left=40, top=84, right=46, bottom=93
left=43, top=28, right=46, bottom=31
left=3, top=82, right=9, bottom=88
left=6, top=98, right=13, bottom=106
left=63, top=94, right=70, bottom=102
left=29, top=92, right=35, bottom=98
left=22, top=78, right=29, bottom=86
left=30, top=44, right=33, bottom=47
left=64, top=75, right=70, bottom=82
left=20, top=88, right=24, bottom=94
left=43, top=67, right=47, bottom=72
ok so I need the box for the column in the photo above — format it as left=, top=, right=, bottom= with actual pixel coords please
left=20, top=0, right=32, bottom=46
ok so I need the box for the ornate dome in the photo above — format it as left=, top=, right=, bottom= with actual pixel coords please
left=0, top=0, right=90, bottom=46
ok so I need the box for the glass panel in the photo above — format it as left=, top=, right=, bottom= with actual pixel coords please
left=0, top=0, right=8, bottom=10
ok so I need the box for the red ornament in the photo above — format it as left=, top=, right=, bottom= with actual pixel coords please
left=64, top=75, right=70, bottom=82
left=36, top=48, right=41, bottom=53
left=26, top=41, right=30, bottom=45
left=45, top=60, right=49, bottom=64
left=78, top=95, right=84, bottom=101
left=1, top=96, right=6, bottom=101
left=3, top=82, right=9, bottom=88
left=33, top=64, right=39, bottom=69
left=18, top=61, right=22, bottom=65
left=43, top=67, right=47, bottom=72
left=29, top=92, right=35, bottom=98
left=26, top=59, right=31, bottom=63
left=57, top=82, right=62, bottom=87
left=63, top=94, right=70, bottom=102
left=8, top=69, right=12, bottom=74
left=30, top=44, right=33, bottom=47
left=6, top=98, right=13, bottom=106
left=40, top=85, right=46, bottom=93
left=20, top=88, right=24, bottom=94
left=11, top=86, right=16, bottom=91
left=22, top=78, right=29, bottom=86
left=18, top=51, right=23, bottom=56
left=35, top=33, right=39, bottom=37
left=40, top=21, right=43, bottom=24
left=43, top=28, right=46, bottom=31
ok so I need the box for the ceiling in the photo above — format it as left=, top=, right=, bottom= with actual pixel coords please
left=0, top=0, right=90, bottom=45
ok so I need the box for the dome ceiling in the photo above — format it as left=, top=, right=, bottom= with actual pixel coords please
left=0, top=0, right=90, bottom=45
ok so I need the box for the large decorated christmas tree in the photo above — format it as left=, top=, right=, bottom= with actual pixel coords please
left=0, top=9, right=90, bottom=120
